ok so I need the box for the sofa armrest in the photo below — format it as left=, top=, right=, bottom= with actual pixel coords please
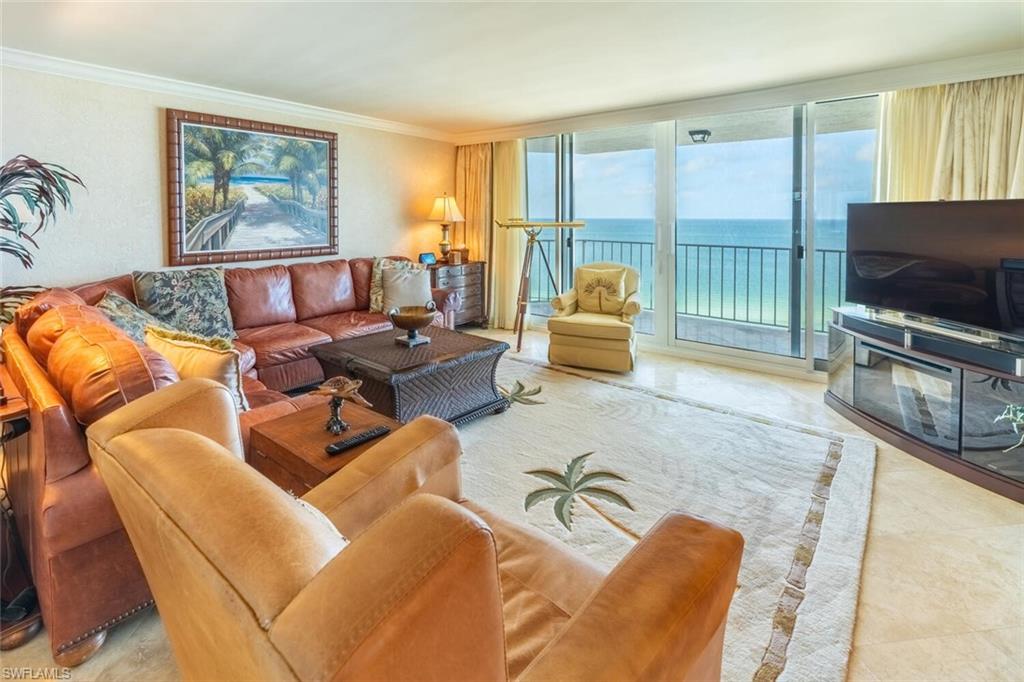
left=431, top=287, right=462, bottom=330
left=622, top=291, right=642, bottom=323
left=86, top=378, right=245, bottom=459
left=431, top=287, right=462, bottom=314
left=270, top=495, right=506, bottom=682
left=551, top=289, right=578, bottom=317
left=301, top=415, right=463, bottom=538
left=520, top=512, right=743, bottom=682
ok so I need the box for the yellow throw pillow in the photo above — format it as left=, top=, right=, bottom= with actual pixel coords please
left=576, top=266, right=627, bottom=314
left=143, top=327, right=249, bottom=411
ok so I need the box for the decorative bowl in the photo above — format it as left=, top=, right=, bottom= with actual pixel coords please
left=387, top=300, right=436, bottom=347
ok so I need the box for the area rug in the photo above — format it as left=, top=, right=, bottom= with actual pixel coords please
left=458, top=357, right=876, bottom=682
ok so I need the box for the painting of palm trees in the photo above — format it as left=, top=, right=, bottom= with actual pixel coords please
left=168, top=109, right=337, bottom=266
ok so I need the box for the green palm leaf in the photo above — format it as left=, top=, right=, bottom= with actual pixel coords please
left=524, top=488, right=565, bottom=511
left=580, top=487, right=635, bottom=511
left=553, top=493, right=575, bottom=530
left=525, top=469, right=570, bottom=490
left=575, top=471, right=628, bottom=488
left=564, top=452, right=593, bottom=487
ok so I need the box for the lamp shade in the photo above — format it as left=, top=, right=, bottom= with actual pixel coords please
left=428, top=194, right=464, bottom=222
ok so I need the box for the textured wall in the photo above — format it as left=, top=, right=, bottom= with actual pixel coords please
left=0, top=67, right=455, bottom=287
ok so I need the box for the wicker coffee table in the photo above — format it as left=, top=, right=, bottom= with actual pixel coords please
left=310, top=328, right=510, bottom=425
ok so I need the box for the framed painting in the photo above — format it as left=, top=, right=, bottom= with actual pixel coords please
left=166, top=109, right=338, bottom=266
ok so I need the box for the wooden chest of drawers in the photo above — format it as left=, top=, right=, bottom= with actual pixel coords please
left=430, top=261, right=486, bottom=327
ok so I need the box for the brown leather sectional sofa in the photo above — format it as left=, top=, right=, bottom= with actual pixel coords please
left=0, top=256, right=460, bottom=665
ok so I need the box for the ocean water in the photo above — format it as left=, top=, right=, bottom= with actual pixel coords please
left=550, top=217, right=847, bottom=251
left=529, top=217, right=848, bottom=330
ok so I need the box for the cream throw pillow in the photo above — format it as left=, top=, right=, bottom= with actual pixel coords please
left=381, top=268, right=433, bottom=312
left=576, top=266, right=627, bottom=314
left=143, top=327, right=249, bottom=411
left=370, top=258, right=425, bottom=312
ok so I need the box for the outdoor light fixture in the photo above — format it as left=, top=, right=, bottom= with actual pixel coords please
left=688, top=129, right=712, bottom=143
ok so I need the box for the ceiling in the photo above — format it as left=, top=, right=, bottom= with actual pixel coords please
left=2, top=2, right=1021, bottom=136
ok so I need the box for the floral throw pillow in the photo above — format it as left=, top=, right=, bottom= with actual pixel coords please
left=369, top=258, right=425, bottom=312
left=95, top=291, right=163, bottom=344
left=576, top=266, right=627, bottom=314
left=132, top=268, right=236, bottom=339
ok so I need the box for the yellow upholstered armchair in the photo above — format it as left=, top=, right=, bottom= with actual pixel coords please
left=86, top=378, right=743, bottom=681
left=548, top=261, right=641, bottom=372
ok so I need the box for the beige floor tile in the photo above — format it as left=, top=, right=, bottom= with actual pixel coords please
left=851, top=627, right=1024, bottom=682
left=870, top=464, right=1024, bottom=536
left=854, top=524, right=1024, bottom=646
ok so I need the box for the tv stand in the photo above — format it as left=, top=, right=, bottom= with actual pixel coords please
left=826, top=307, right=1024, bottom=502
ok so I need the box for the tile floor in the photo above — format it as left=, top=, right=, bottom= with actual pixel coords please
left=3, top=329, right=1021, bottom=680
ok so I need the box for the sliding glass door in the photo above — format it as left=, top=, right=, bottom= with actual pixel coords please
left=674, top=106, right=806, bottom=357
left=811, top=96, right=878, bottom=360
left=571, top=125, right=657, bottom=334
left=522, top=96, right=879, bottom=368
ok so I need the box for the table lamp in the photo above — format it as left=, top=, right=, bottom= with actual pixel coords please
left=427, top=194, right=464, bottom=262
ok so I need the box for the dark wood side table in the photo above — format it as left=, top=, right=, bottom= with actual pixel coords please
left=430, top=260, right=486, bottom=327
left=249, top=402, right=402, bottom=494
left=0, top=363, right=42, bottom=652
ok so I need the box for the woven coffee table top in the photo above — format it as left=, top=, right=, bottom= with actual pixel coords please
left=310, top=328, right=509, bottom=380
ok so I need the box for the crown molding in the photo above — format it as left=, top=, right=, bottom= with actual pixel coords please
left=452, top=48, right=1024, bottom=145
left=0, top=47, right=458, bottom=144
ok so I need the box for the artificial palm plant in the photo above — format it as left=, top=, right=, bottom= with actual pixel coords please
left=0, top=155, right=85, bottom=324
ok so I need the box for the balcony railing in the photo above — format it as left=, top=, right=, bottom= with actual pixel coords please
left=528, top=239, right=846, bottom=332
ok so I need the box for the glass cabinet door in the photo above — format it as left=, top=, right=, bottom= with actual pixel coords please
left=962, top=371, right=1024, bottom=483
left=853, top=340, right=962, bottom=454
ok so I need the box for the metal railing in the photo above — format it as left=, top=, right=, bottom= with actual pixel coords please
left=528, top=238, right=846, bottom=332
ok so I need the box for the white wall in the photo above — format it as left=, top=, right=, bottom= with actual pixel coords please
left=0, top=66, right=455, bottom=287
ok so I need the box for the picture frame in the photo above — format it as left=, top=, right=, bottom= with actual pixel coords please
left=418, top=252, right=437, bottom=265
left=166, top=109, right=338, bottom=266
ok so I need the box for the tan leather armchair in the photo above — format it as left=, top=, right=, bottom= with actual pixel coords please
left=86, top=378, right=743, bottom=681
left=548, top=261, right=641, bottom=372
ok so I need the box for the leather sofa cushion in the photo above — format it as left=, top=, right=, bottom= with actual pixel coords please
left=290, top=260, right=357, bottom=320
left=72, top=274, right=136, bottom=305
left=256, top=358, right=324, bottom=393
left=234, top=340, right=256, bottom=375
left=48, top=323, right=180, bottom=425
left=548, top=312, right=635, bottom=340
left=235, top=323, right=330, bottom=368
left=225, top=265, right=297, bottom=329
left=301, top=311, right=393, bottom=340
left=348, top=258, right=375, bottom=310
left=461, top=500, right=606, bottom=679
left=27, top=304, right=117, bottom=366
left=15, top=288, right=86, bottom=338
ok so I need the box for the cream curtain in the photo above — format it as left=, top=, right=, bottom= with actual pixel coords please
left=489, top=140, right=526, bottom=330
left=877, top=74, right=1024, bottom=201
left=454, top=143, right=492, bottom=262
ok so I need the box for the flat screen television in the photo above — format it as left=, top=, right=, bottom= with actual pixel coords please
left=846, top=199, right=1024, bottom=337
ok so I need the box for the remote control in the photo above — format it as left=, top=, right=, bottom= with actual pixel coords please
left=324, top=425, right=391, bottom=455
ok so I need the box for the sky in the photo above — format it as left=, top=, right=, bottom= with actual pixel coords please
left=527, top=129, right=876, bottom=222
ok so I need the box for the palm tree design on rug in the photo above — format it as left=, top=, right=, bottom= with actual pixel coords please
left=499, top=380, right=545, bottom=406
left=525, top=453, right=637, bottom=538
